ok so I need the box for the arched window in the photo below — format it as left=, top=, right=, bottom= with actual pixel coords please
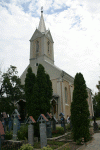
left=65, top=87, right=67, bottom=104
left=47, top=41, right=50, bottom=53
left=36, top=41, right=39, bottom=52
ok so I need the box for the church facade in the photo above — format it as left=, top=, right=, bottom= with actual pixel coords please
left=20, top=10, right=94, bottom=119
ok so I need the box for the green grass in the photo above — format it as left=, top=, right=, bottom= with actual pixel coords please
left=33, top=141, right=66, bottom=149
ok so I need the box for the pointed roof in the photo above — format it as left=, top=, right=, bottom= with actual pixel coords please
left=38, top=9, right=46, bottom=33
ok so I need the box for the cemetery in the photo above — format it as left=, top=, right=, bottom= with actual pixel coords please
left=0, top=109, right=97, bottom=150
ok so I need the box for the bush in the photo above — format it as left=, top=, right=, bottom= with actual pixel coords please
left=66, top=124, right=70, bottom=131
left=18, top=144, right=33, bottom=150
left=41, top=145, right=53, bottom=150
left=76, top=138, right=82, bottom=145
left=56, top=127, right=64, bottom=134
left=17, top=124, right=28, bottom=140
left=5, top=131, right=12, bottom=140
left=52, top=127, right=64, bottom=137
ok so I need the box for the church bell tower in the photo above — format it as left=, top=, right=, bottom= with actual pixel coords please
left=30, top=8, right=54, bottom=65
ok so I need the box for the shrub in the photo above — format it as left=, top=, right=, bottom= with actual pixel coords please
left=17, top=124, right=28, bottom=140
left=76, top=138, right=82, bottom=145
left=56, top=127, right=64, bottom=134
left=18, top=144, right=33, bottom=150
left=41, top=145, right=53, bottom=150
left=66, top=124, right=70, bottom=131
left=5, top=131, right=12, bottom=140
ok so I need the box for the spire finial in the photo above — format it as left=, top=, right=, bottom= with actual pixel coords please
left=38, top=6, right=46, bottom=33
left=41, top=6, right=43, bottom=13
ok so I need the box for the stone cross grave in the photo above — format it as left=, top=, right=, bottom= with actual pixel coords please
left=59, top=112, right=66, bottom=132
left=52, top=116, right=58, bottom=131
left=45, top=112, right=52, bottom=138
left=12, top=109, right=20, bottom=140
left=8, top=117, right=12, bottom=132
left=26, top=116, right=36, bottom=146
left=37, top=114, right=48, bottom=148
left=0, top=121, right=5, bottom=141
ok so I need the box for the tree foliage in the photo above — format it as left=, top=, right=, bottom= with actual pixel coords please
left=71, top=73, right=90, bottom=142
left=37, top=64, right=52, bottom=115
left=25, top=67, right=36, bottom=116
left=0, top=65, right=25, bottom=114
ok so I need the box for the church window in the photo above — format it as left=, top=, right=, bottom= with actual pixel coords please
left=47, top=41, right=50, bottom=53
left=65, top=87, right=67, bottom=104
left=36, top=41, right=39, bottom=53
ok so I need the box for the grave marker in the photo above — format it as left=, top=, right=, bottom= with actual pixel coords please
left=37, top=114, right=48, bottom=148
left=26, top=116, right=36, bottom=146
left=59, top=112, right=66, bottom=132
left=45, top=112, right=52, bottom=138
left=12, top=109, right=20, bottom=140
left=8, top=117, right=12, bottom=132
left=52, top=116, right=58, bottom=131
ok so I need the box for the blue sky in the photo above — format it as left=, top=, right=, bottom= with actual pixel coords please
left=0, top=0, right=100, bottom=94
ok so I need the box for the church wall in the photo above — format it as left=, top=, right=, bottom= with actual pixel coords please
left=20, top=64, right=30, bottom=85
left=87, top=92, right=94, bottom=117
left=51, top=79, right=57, bottom=94
left=57, top=80, right=62, bottom=119
left=62, top=80, right=71, bottom=119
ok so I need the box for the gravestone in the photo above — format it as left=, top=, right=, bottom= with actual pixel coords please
left=37, top=114, right=48, bottom=148
left=59, top=112, right=66, bottom=132
left=12, top=109, right=20, bottom=140
left=45, top=112, right=52, bottom=138
left=8, top=117, right=12, bottom=132
left=52, top=116, right=58, bottom=131
left=93, top=122, right=99, bottom=132
left=17, top=116, right=21, bottom=131
left=26, top=116, right=36, bottom=146
left=92, top=116, right=99, bottom=132
left=0, top=121, right=5, bottom=141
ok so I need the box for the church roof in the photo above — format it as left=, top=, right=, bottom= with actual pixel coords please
left=38, top=10, right=46, bottom=33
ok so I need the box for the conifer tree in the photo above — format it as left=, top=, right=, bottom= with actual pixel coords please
left=36, top=64, right=52, bottom=114
left=25, top=67, right=35, bottom=116
left=71, top=73, right=90, bottom=142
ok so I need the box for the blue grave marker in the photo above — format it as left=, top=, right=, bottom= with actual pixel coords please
left=12, top=109, right=20, bottom=141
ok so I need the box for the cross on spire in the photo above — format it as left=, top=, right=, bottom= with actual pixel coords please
left=41, top=6, right=43, bottom=13
left=38, top=7, right=46, bottom=33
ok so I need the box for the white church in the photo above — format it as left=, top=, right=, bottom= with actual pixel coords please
left=20, top=9, right=94, bottom=119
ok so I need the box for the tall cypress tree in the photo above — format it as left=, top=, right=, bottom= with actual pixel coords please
left=71, top=73, right=90, bottom=142
left=45, top=74, right=52, bottom=112
left=36, top=64, right=52, bottom=114
left=25, top=67, right=35, bottom=116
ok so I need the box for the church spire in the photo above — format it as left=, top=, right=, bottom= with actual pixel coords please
left=38, top=7, right=46, bottom=33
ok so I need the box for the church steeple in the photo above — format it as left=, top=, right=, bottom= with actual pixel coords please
left=30, top=8, right=54, bottom=65
left=38, top=7, right=46, bottom=33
